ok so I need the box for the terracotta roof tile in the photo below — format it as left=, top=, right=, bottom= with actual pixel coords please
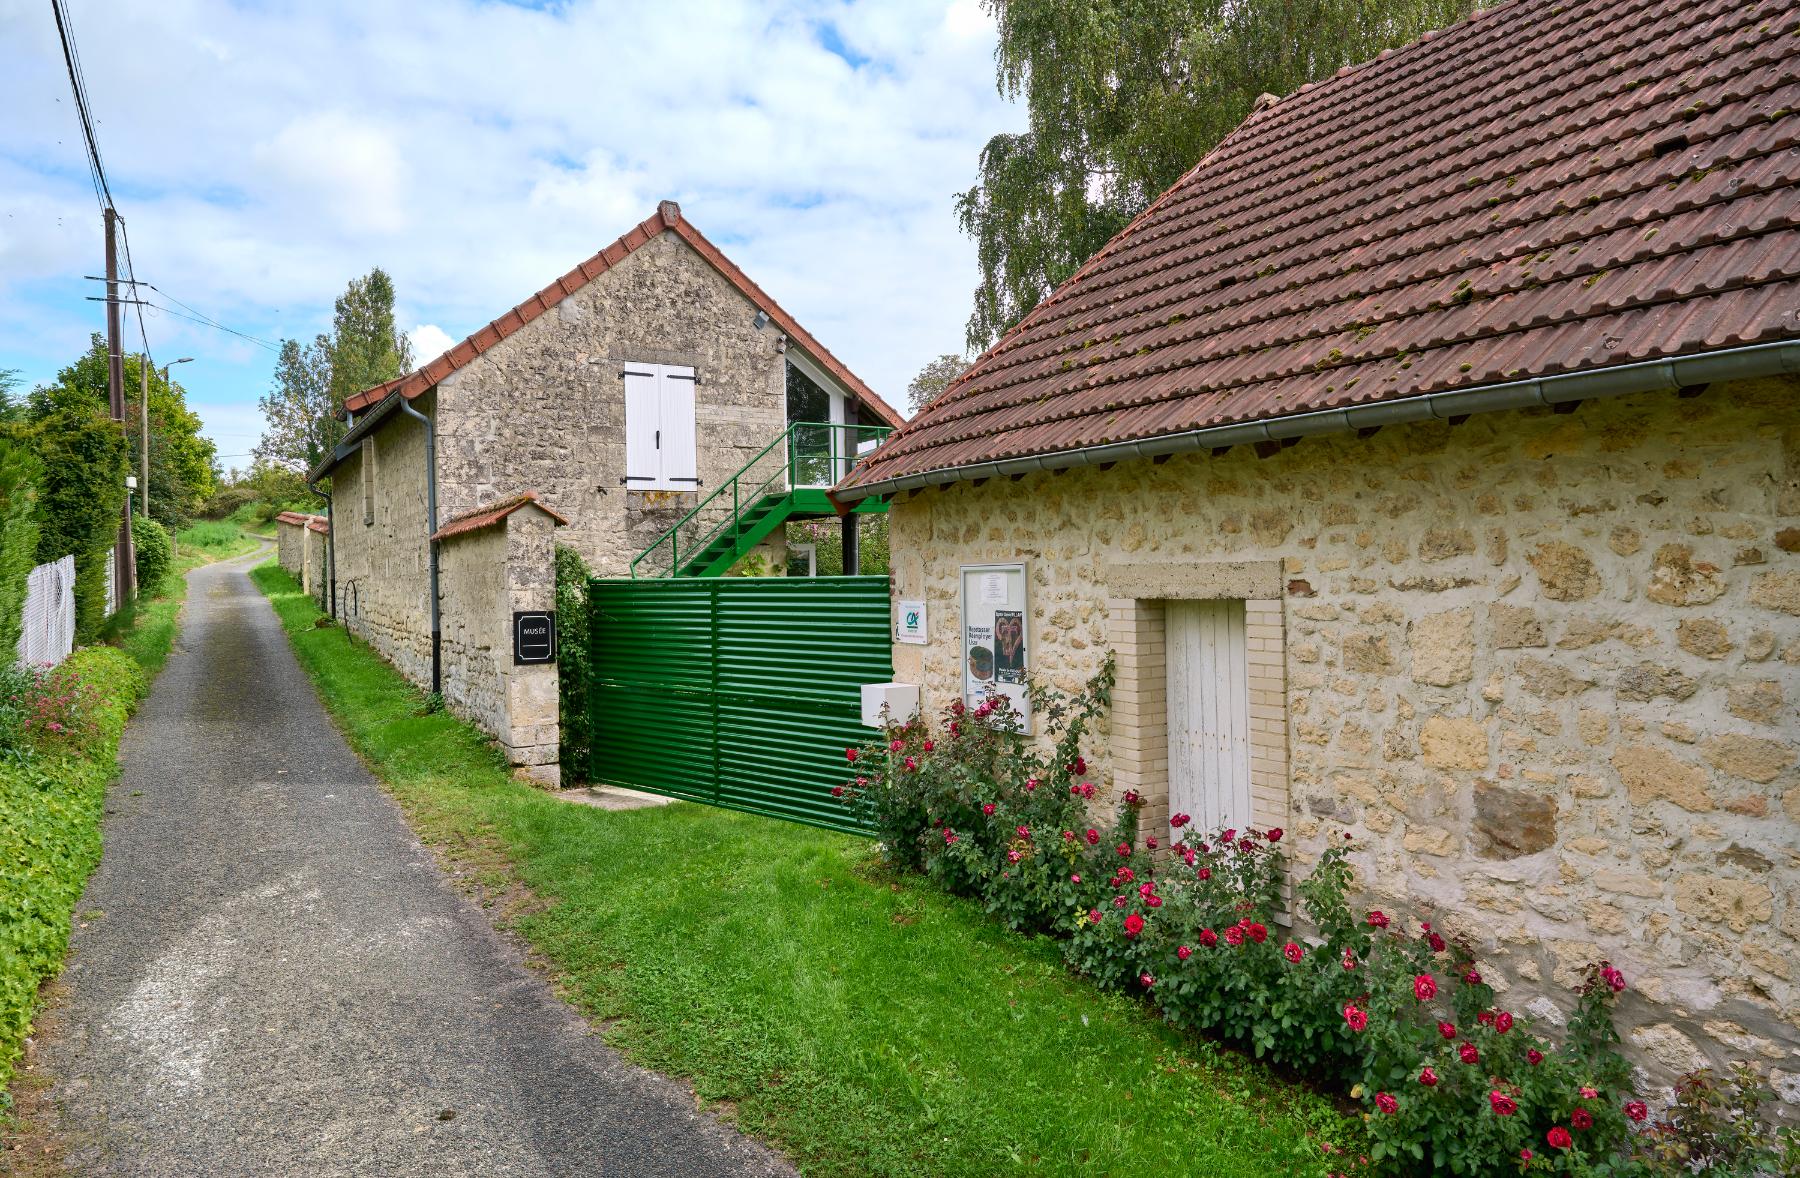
left=430, top=490, right=570, bottom=543
left=341, top=203, right=902, bottom=427
left=838, top=0, right=1800, bottom=495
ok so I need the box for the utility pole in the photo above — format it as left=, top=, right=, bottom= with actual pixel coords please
left=140, top=353, right=150, bottom=517
left=104, top=208, right=135, bottom=601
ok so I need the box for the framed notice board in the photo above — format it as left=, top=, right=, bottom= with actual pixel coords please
left=960, top=563, right=1030, bottom=733
left=513, top=611, right=557, bottom=665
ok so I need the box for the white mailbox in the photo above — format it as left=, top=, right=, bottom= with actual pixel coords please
left=860, top=682, right=921, bottom=729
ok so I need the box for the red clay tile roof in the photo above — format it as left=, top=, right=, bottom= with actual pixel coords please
left=275, top=511, right=325, bottom=527
left=430, top=491, right=570, bottom=543
left=304, top=517, right=329, bottom=535
left=838, top=0, right=1800, bottom=496
left=344, top=202, right=903, bottom=428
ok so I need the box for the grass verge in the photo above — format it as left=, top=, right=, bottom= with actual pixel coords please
left=254, top=562, right=1360, bottom=1177
left=176, top=520, right=260, bottom=561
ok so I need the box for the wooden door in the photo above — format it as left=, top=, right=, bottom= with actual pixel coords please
left=1166, top=599, right=1252, bottom=837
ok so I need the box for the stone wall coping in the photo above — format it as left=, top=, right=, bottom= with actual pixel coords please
left=1103, top=559, right=1284, bottom=600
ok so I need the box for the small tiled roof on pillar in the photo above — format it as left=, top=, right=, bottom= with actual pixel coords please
left=430, top=491, right=570, bottom=543
left=835, top=0, right=1800, bottom=498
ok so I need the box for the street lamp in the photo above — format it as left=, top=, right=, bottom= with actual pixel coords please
left=141, top=356, right=193, bottom=518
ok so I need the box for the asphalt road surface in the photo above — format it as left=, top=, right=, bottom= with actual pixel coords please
left=43, top=546, right=790, bottom=1177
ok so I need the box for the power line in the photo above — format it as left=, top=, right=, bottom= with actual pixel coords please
left=48, top=0, right=111, bottom=213
left=143, top=300, right=283, bottom=352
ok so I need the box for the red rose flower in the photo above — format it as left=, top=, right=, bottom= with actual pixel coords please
left=1197, top=867, right=1212, bottom=881
left=1368, top=910, right=1390, bottom=929
left=922, top=740, right=934, bottom=752
left=1198, top=929, right=1218, bottom=947
left=1086, top=828, right=1100, bottom=845
left=982, top=803, right=996, bottom=816
left=1221, top=828, right=1236, bottom=842
left=1177, top=945, right=1192, bottom=961
left=1069, top=757, right=1086, bottom=775
left=1123, top=913, right=1145, bottom=938
left=1478, top=1010, right=1496, bottom=1027
left=1070, top=874, right=1081, bottom=884
left=1145, top=836, right=1158, bottom=850
left=1224, top=926, right=1245, bottom=947
left=1418, top=1067, right=1439, bottom=1087
left=1520, top=1150, right=1533, bottom=1162
left=1088, top=908, right=1103, bottom=924
left=1170, top=813, right=1191, bottom=828
left=1062, top=830, right=1075, bottom=842
left=1414, top=974, right=1437, bottom=1002
left=1342, top=949, right=1357, bottom=971
left=1140, top=972, right=1155, bottom=988
left=1495, top=1011, right=1514, bottom=1034
left=1024, top=776, right=1038, bottom=791
left=1283, top=942, right=1304, bottom=963
left=1145, top=894, right=1163, bottom=909
left=1527, top=1048, right=1544, bottom=1065
left=1489, top=1090, right=1518, bottom=1116
left=1571, top=1109, right=1592, bottom=1131
left=1547, top=1127, right=1572, bottom=1150
left=1579, top=1087, right=1598, bottom=1100
left=1427, top=932, right=1446, bottom=953
left=889, top=739, right=904, bottom=753
left=1005, top=849, right=1022, bottom=864
left=943, top=829, right=959, bottom=845
left=1464, top=966, right=1482, bottom=985
left=1375, top=1092, right=1398, bottom=1115
left=1247, top=923, right=1268, bottom=944
left=1266, top=827, right=1283, bottom=842
left=904, top=756, right=918, bottom=771
left=845, top=748, right=858, bottom=763
left=1459, top=1043, right=1480, bottom=1065
left=1016, top=825, right=1031, bottom=840
left=1624, top=1101, right=1647, bottom=1123
left=1343, top=1003, right=1369, bottom=1032
left=1438, top=1021, right=1457, bottom=1040
left=831, top=785, right=846, bottom=798
left=1116, top=842, right=1131, bottom=857
left=1123, top=789, right=1141, bottom=805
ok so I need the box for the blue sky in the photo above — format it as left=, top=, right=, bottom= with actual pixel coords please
left=0, top=0, right=1021, bottom=467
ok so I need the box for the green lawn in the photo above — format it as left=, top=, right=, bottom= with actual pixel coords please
left=176, top=519, right=260, bottom=561
left=254, top=563, right=1359, bottom=1177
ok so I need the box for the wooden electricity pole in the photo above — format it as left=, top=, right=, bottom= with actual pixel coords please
left=104, top=208, right=136, bottom=602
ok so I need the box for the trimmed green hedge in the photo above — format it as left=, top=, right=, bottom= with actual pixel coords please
left=0, top=646, right=144, bottom=1104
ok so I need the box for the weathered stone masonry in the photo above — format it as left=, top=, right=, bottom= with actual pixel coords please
left=887, top=377, right=1800, bottom=1098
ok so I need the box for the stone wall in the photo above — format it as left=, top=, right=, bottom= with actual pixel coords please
left=438, top=507, right=560, bottom=784
left=329, top=394, right=436, bottom=689
left=433, top=231, right=795, bottom=576
left=886, top=376, right=1800, bottom=1099
left=276, top=518, right=305, bottom=579
left=301, top=524, right=329, bottom=606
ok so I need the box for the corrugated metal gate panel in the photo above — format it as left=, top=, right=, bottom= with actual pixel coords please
left=588, top=575, right=891, bottom=834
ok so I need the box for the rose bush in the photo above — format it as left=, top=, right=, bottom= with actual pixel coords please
left=836, top=666, right=1789, bottom=1177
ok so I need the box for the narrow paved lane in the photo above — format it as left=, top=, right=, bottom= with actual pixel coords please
left=45, top=548, right=789, bottom=1177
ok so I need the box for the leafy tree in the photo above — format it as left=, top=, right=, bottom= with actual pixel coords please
left=256, top=267, right=413, bottom=472
left=326, top=267, right=413, bottom=418
left=0, top=369, right=23, bottom=425
left=25, top=360, right=128, bottom=640
left=956, top=0, right=1479, bottom=350
left=254, top=336, right=336, bottom=472
left=0, top=439, right=42, bottom=659
left=906, top=354, right=971, bottom=416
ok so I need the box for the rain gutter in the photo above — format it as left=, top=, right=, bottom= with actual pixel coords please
left=833, top=340, right=1800, bottom=502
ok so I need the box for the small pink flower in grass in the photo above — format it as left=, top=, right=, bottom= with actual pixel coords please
left=1342, top=1003, right=1368, bottom=1032
left=1374, top=1092, right=1397, bottom=1115
left=1283, top=942, right=1304, bottom=963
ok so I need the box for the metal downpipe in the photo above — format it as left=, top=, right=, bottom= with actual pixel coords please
left=397, top=398, right=442, bottom=697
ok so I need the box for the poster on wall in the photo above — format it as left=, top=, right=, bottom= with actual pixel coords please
left=960, top=563, right=1030, bottom=732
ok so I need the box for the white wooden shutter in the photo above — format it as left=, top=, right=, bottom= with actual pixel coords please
left=660, top=365, right=698, bottom=487
left=623, top=366, right=661, bottom=486
left=1166, top=599, right=1252, bottom=835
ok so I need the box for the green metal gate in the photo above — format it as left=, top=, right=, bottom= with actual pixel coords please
left=587, top=576, right=892, bottom=833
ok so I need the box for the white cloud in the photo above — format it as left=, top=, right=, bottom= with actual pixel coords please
left=407, top=324, right=454, bottom=365
left=0, top=0, right=1026, bottom=448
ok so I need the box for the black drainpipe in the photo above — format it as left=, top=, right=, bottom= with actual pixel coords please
left=396, top=397, right=442, bottom=696
left=306, top=475, right=335, bottom=618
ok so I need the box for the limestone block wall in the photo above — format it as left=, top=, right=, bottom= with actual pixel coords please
left=886, top=376, right=1800, bottom=1097
left=433, top=231, right=791, bottom=576
left=438, top=508, right=560, bottom=785
left=276, top=518, right=305, bottom=578
left=301, top=524, right=328, bottom=605
left=329, top=395, right=436, bottom=689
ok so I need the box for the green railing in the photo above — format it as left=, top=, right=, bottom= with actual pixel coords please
left=630, top=420, right=893, bottom=578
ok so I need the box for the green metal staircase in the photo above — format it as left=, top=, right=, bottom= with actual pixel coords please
left=630, top=421, right=892, bottom=578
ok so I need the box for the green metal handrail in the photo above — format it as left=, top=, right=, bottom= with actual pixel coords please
left=630, top=420, right=893, bottom=578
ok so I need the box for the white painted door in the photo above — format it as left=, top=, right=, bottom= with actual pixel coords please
left=1166, top=599, right=1252, bottom=837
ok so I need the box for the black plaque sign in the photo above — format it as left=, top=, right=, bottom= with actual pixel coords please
left=513, top=611, right=557, bottom=665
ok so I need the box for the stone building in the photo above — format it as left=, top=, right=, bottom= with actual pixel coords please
left=274, top=511, right=329, bottom=604
left=835, top=0, right=1800, bottom=1095
left=310, top=202, right=901, bottom=783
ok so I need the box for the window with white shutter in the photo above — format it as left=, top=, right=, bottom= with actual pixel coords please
left=623, top=363, right=699, bottom=491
